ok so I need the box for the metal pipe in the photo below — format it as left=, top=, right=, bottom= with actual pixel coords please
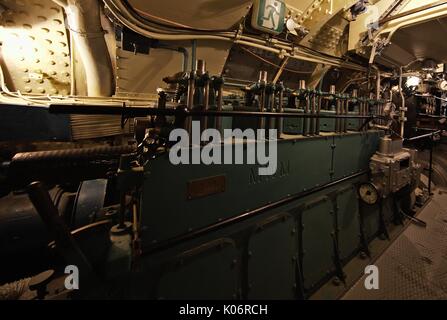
left=185, top=72, right=195, bottom=133
left=272, top=57, right=289, bottom=84
left=343, top=97, right=348, bottom=133
left=196, top=59, right=206, bottom=76
left=196, top=59, right=208, bottom=129
left=259, top=71, right=268, bottom=83
left=399, top=66, right=406, bottom=137
left=191, top=40, right=197, bottom=72
left=64, top=0, right=113, bottom=96
left=330, top=85, right=338, bottom=132
left=329, top=85, right=340, bottom=132
left=217, top=86, right=223, bottom=111
left=11, top=145, right=135, bottom=163
left=269, top=89, right=275, bottom=112
left=315, top=95, right=322, bottom=135
left=303, top=94, right=310, bottom=136
left=49, top=103, right=379, bottom=120
left=376, top=68, right=381, bottom=100
left=268, top=88, right=275, bottom=131
left=336, top=99, right=341, bottom=133
left=405, top=130, right=442, bottom=141
left=380, top=0, right=405, bottom=21
left=276, top=86, right=284, bottom=136
left=216, top=81, right=223, bottom=132
left=103, top=0, right=367, bottom=72
left=8, top=145, right=134, bottom=188
left=259, top=89, right=266, bottom=130
left=310, top=93, right=316, bottom=135
left=187, top=72, right=195, bottom=110
left=258, top=71, right=268, bottom=130
left=156, top=44, right=189, bottom=72
left=379, top=0, right=447, bottom=25
left=329, top=85, right=336, bottom=95
left=299, top=80, right=308, bottom=135
left=372, top=66, right=382, bottom=127
left=203, top=79, right=210, bottom=129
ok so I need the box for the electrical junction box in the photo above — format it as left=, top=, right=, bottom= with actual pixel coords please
left=251, top=0, right=286, bottom=35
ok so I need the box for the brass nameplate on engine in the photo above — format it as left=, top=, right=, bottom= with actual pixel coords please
left=187, top=175, right=226, bottom=200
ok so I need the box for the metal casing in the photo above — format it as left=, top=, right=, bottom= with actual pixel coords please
left=370, top=137, right=421, bottom=197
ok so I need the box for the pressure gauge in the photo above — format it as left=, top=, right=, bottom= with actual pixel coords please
left=358, top=182, right=380, bottom=205
left=438, top=80, right=447, bottom=91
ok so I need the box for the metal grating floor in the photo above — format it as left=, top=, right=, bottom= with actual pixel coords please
left=342, top=188, right=447, bottom=300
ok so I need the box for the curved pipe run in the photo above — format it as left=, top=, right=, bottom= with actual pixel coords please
left=103, top=0, right=366, bottom=71
left=61, top=0, right=113, bottom=97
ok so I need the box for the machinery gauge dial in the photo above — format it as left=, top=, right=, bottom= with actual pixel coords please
left=358, top=182, right=380, bottom=205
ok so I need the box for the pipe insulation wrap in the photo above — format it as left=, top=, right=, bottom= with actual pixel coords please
left=65, top=0, right=113, bottom=97
left=7, top=145, right=135, bottom=189
left=11, top=145, right=135, bottom=163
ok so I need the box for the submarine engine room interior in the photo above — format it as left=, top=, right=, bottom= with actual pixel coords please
left=1, top=0, right=447, bottom=301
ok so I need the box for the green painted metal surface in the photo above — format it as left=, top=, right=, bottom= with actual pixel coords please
left=319, top=110, right=336, bottom=132
left=133, top=172, right=394, bottom=299
left=301, top=196, right=334, bottom=291
left=141, top=136, right=338, bottom=245
left=247, top=214, right=297, bottom=299
left=205, top=105, right=233, bottom=132
left=347, top=111, right=363, bottom=131
left=336, top=185, right=361, bottom=262
left=332, top=132, right=381, bottom=180
left=280, top=109, right=364, bottom=134
left=282, top=108, right=304, bottom=134
left=134, top=131, right=394, bottom=299
left=157, top=239, right=239, bottom=299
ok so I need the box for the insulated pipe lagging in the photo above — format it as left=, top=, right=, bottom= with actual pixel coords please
left=11, top=145, right=135, bottom=164
left=8, top=145, right=135, bottom=188
left=64, top=0, right=113, bottom=97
